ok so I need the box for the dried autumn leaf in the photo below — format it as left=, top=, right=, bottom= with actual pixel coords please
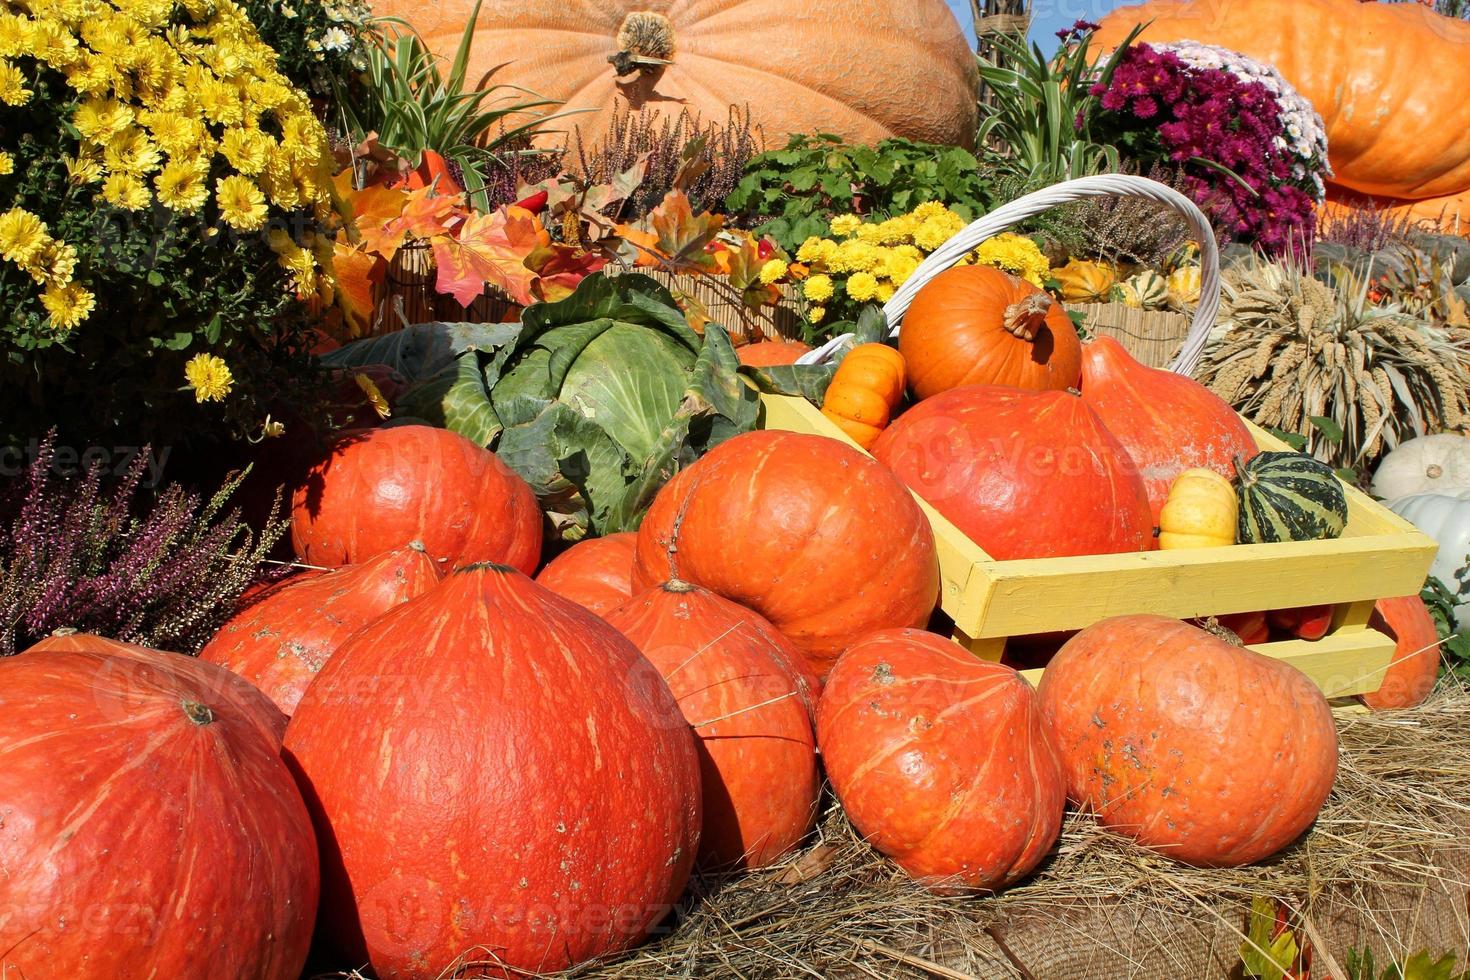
left=527, top=244, right=608, bottom=303
left=399, top=186, right=462, bottom=242
left=775, top=844, right=838, bottom=884
left=330, top=242, right=383, bottom=337
left=350, top=184, right=412, bottom=258
left=649, top=190, right=723, bottom=273
left=431, top=206, right=543, bottom=307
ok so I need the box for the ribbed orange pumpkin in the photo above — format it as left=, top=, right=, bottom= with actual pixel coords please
left=736, top=339, right=814, bottom=367
left=291, top=425, right=542, bottom=573
left=1095, top=0, right=1470, bottom=201
left=1080, top=336, right=1259, bottom=522
left=534, top=532, right=637, bottom=616
left=818, top=628, right=1066, bottom=893
left=1363, top=595, right=1441, bottom=710
left=368, top=0, right=978, bottom=149
left=821, top=343, right=907, bottom=449
left=872, top=386, right=1154, bottom=561
left=1038, top=615, right=1338, bottom=866
left=899, top=267, right=1082, bottom=400
left=0, top=637, right=318, bottom=978
left=200, top=544, right=442, bottom=715
left=605, top=581, right=820, bottom=869
left=284, top=565, right=701, bottom=979
left=633, top=430, right=940, bottom=677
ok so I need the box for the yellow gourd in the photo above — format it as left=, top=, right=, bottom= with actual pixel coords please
left=1052, top=259, right=1118, bottom=304
left=1158, top=468, right=1238, bottom=550
left=1166, top=266, right=1202, bottom=311
left=821, top=343, right=906, bottom=449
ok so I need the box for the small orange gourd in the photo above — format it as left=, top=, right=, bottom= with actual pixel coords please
left=821, top=343, right=906, bottom=449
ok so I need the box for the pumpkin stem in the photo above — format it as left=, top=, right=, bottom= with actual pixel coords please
left=1002, top=293, right=1054, bottom=342
left=455, top=561, right=518, bottom=576
left=51, top=627, right=78, bottom=637
left=1427, top=464, right=1444, bottom=480
left=663, top=579, right=697, bottom=594
left=610, top=12, right=675, bottom=76
left=181, top=700, right=216, bottom=726
left=1197, top=617, right=1245, bottom=648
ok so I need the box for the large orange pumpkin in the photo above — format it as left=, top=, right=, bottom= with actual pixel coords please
left=291, top=425, right=542, bottom=573
left=0, top=637, right=318, bottom=978
left=1038, top=615, right=1338, bottom=866
left=284, top=565, right=701, bottom=980
left=200, top=544, right=442, bottom=715
left=633, top=430, right=940, bottom=677
left=872, top=386, right=1154, bottom=561
left=368, top=0, right=978, bottom=149
left=1095, top=0, right=1470, bottom=202
left=1363, top=595, right=1441, bottom=710
left=736, top=339, right=814, bottom=367
left=818, top=628, right=1066, bottom=893
left=1322, top=186, right=1470, bottom=238
left=605, top=580, right=820, bottom=869
left=900, top=267, right=1082, bottom=400
left=534, top=531, right=638, bottom=616
left=1080, top=335, right=1259, bottom=522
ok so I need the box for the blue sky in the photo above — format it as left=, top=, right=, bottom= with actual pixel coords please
left=945, top=1, right=1131, bottom=51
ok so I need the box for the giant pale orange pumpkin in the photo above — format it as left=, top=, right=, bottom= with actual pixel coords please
left=1038, top=615, right=1338, bottom=866
left=900, top=267, right=1082, bottom=400
left=605, top=580, right=820, bottom=869
left=284, top=564, right=701, bottom=980
left=872, top=386, right=1154, bottom=561
left=534, top=531, right=638, bottom=616
left=1363, top=595, right=1441, bottom=710
left=368, top=0, right=978, bottom=149
left=201, top=544, right=442, bottom=715
left=818, top=628, right=1066, bottom=893
left=0, top=637, right=318, bottom=978
left=1095, top=0, right=1470, bottom=202
left=1322, top=186, right=1470, bottom=238
left=633, top=430, right=940, bottom=677
left=291, top=424, right=542, bottom=573
left=1080, top=335, right=1259, bottom=522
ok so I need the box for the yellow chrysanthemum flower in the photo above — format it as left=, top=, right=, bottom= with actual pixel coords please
left=973, top=233, right=1050, bottom=288
left=910, top=201, right=948, bottom=222
left=0, top=14, right=28, bottom=58
left=876, top=282, right=896, bottom=303
left=219, top=126, right=270, bottom=174
left=795, top=236, right=824, bottom=264
left=757, top=258, right=786, bottom=286
left=103, top=127, right=162, bottom=176
left=184, top=352, right=234, bottom=402
left=828, top=214, right=862, bottom=238
left=803, top=274, right=834, bottom=304
left=216, top=174, right=267, bottom=230
left=0, top=151, right=12, bottom=176
left=0, top=209, right=49, bottom=266
left=154, top=158, right=209, bottom=212
left=808, top=306, right=826, bottom=323
left=36, top=240, right=79, bottom=285
left=64, top=152, right=104, bottom=185
left=846, top=271, right=880, bottom=302
left=74, top=98, right=134, bottom=141
left=884, top=253, right=920, bottom=286
left=40, top=281, right=95, bottom=330
left=855, top=223, right=884, bottom=244
left=0, top=60, right=32, bottom=106
left=196, top=77, right=243, bottom=125
left=101, top=172, right=151, bottom=211
left=913, top=218, right=958, bottom=253
left=65, top=54, right=116, bottom=96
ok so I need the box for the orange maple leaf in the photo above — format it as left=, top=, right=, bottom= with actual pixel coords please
left=350, top=184, right=412, bottom=259
left=649, top=190, right=723, bottom=273
left=330, top=241, right=384, bottom=337
left=400, top=187, right=463, bottom=242
left=430, top=205, right=544, bottom=307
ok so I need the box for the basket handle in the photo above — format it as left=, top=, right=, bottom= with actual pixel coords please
left=795, top=174, right=1221, bottom=377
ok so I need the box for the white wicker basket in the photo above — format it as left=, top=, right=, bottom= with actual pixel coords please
left=796, top=174, right=1221, bottom=377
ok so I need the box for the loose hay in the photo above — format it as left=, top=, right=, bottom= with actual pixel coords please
left=329, top=686, right=1470, bottom=980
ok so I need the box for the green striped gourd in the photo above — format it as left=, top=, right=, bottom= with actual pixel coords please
left=1234, top=452, right=1348, bottom=544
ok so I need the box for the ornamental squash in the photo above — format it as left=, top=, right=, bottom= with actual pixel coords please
left=873, top=386, right=1153, bottom=561
left=818, top=628, right=1066, bottom=893
left=1166, top=265, right=1202, bottom=310
left=605, top=581, right=820, bottom=870
left=0, top=637, right=318, bottom=979
left=1363, top=595, right=1441, bottom=711
left=368, top=0, right=979, bottom=150
left=1158, top=468, right=1237, bottom=549
left=736, top=339, right=814, bottom=367
left=1234, top=452, right=1349, bottom=543
left=1372, top=433, right=1470, bottom=501
left=1114, top=270, right=1169, bottom=310
left=821, top=343, right=906, bottom=449
left=1095, top=0, right=1470, bottom=201
left=1080, top=336, right=1259, bottom=522
left=1387, top=490, right=1470, bottom=631
left=632, top=430, right=940, bottom=677
left=534, top=532, right=638, bottom=616
left=899, top=266, right=1082, bottom=400
left=200, top=544, right=442, bottom=715
left=1038, top=614, right=1338, bottom=866
left=1052, top=259, right=1117, bottom=303
left=291, top=424, right=542, bottom=573
left=284, top=565, right=701, bottom=979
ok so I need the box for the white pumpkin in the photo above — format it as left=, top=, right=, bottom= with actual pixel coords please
left=1372, top=433, right=1470, bottom=501
left=1388, top=489, right=1470, bottom=630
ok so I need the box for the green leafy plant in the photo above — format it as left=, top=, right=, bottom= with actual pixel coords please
left=334, top=2, right=578, bottom=209
left=1345, top=948, right=1470, bottom=980
left=724, top=134, right=997, bottom=253
left=1420, top=574, right=1470, bottom=682
left=240, top=0, right=373, bottom=98
left=1238, top=897, right=1305, bottom=980
left=975, top=22, right=1140, bottom=184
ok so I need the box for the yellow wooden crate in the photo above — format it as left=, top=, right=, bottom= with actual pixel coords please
left=759, top=392, right=1439, bottom=700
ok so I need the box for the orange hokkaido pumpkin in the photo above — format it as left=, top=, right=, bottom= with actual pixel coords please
left=818, top=628, right=1066, bottom=893
left=872, top=386, right=1154, bottom=561
left=200, top=544, right=443, bottom=715
left=736, top=339, right=814, bottom=367
left=291, top=425, right=542, bottom=573
left=1269, top=604, right=1335, bottom=642
left=1095, top=0, right=1470, bottom=201
left=534, top=532, right=638, bottom=616
left=605, top=581, right=820, bottom=870
left=899, top=267, right=1082, bottom=400
left=1363, top=595, right=1441, bottom=710
left=633, top=430, right=940, bottom=677
left=368, top=0, right=978, bottom=149
left=1080, top=336, right=1259, bottom=522
left=1038, top=615, right=1338, bottom=866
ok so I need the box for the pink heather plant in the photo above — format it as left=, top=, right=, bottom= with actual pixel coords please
left=1087, top=38, right=1332, bottom=255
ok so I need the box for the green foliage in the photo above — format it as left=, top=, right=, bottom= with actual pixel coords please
left=1420, top=574, right=1470, bottom=682
left=240, top=0, right=373, bottom=98
left=1345, top=947, right=1470, bottom=980
left=1238, top=897, right=1300, bottom=980
left=975, top=25, right=1142, bottom=184
left=724, top=134, right=996, bottom=253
